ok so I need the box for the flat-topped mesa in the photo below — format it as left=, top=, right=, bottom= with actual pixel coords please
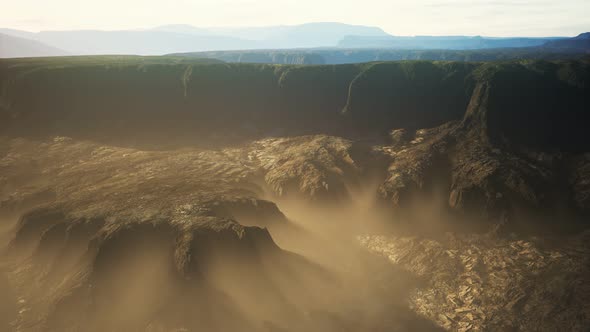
left=4, top=202, right=334, bottom=331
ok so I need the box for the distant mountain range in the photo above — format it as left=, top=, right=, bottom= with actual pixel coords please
left=0, top=23, right=388, bottom=57
left=0, top=33, right=66, bottom=58
left=0, top=23, right=588, bottom=58
left=542, top=32, right=590, bottom=51
left=337, top=35, right=565, bottom=49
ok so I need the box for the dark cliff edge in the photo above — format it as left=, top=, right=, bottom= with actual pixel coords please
left=1, top=56, right=589, bottom=330
left=1, top=57, right=588, bottom=149
left=375, top=59, right=590, bottom=234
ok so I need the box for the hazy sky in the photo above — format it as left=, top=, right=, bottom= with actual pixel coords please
left=2, top=0, right=589, bottom=36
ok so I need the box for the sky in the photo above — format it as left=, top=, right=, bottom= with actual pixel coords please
left=2, top=0, right=589, bottom=37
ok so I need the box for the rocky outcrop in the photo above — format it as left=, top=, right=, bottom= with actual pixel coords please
left=5, top=207, right=332, bottom=331
left=1, top=57, right=589, bottom=331
left=250, top=136, right=359, bottom=201
left=359, top=231, right=590, bottom=331
left=374, top=60, right=590, bottom=232
left=0, top=136, right=350, bottom=330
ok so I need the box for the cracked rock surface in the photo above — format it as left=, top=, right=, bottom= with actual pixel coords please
left=1, top=58, right=589, bottom=331
left=359, top=231, right=590, bottom=331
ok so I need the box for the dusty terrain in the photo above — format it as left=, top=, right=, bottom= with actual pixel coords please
left=1, top=57, right=589, bottom=331
left=1, top=132, right=588, bottom=331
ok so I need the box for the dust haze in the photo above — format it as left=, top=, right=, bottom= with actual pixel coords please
left=1, top=56, right=589, bottom=331
left=0, top=166, right=443, bottom=332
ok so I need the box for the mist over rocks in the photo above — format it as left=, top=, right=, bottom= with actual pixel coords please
left=1, top=57, right=589, bottom=223
left=1, top=57, right=589, bottom=228
left=1, top=56, right=589, bottom=330
left=359, top=231, right=590, bottom=331
left=0, top=136, right=342, bottom=331
left=0, top=133, right=440, bottom=331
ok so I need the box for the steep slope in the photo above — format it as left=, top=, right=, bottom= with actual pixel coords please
left=0, top=58, right=474, bottom=142
left=174, top=48, right=590, bottom=64
left=1, top=57, right=588, bottom=144
left=341, top=61, right=477, bottom=132
left=1, top=56, right=590, bottom=331
left=375, top=60, right=590, bottom=233
left=1, top=57, right=589, bottom=227
left=0, top=59, right=361, bottom=142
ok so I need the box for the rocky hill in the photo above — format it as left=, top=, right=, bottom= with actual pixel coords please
left=1, top=56, right=589, bottom=331
left=1, top=56, right=589, bottom=223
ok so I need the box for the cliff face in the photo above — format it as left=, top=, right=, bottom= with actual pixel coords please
left=174, top=48, right=590, bottom=65
left=2, top=58, right=587, bottom=146
left=376, top=63, right=590, bottom=232
left=1, top=56, right=590, bottom=330
left=477, top=61, right=590, bottom=151
left=342, top=61, right=477, bottom=132
left=1, top=58, right=589, bottom=220
left=0, top=58, right=476, bottom=143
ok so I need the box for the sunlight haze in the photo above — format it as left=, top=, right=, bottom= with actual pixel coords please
left=2, top=0, right=589, bottom=36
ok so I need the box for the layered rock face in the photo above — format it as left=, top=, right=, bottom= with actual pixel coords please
left=359, top=231, right=590, bottom=331
left=376, top=61, right=590, bottom=232
left=0, top=57, right=589, bottom=331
